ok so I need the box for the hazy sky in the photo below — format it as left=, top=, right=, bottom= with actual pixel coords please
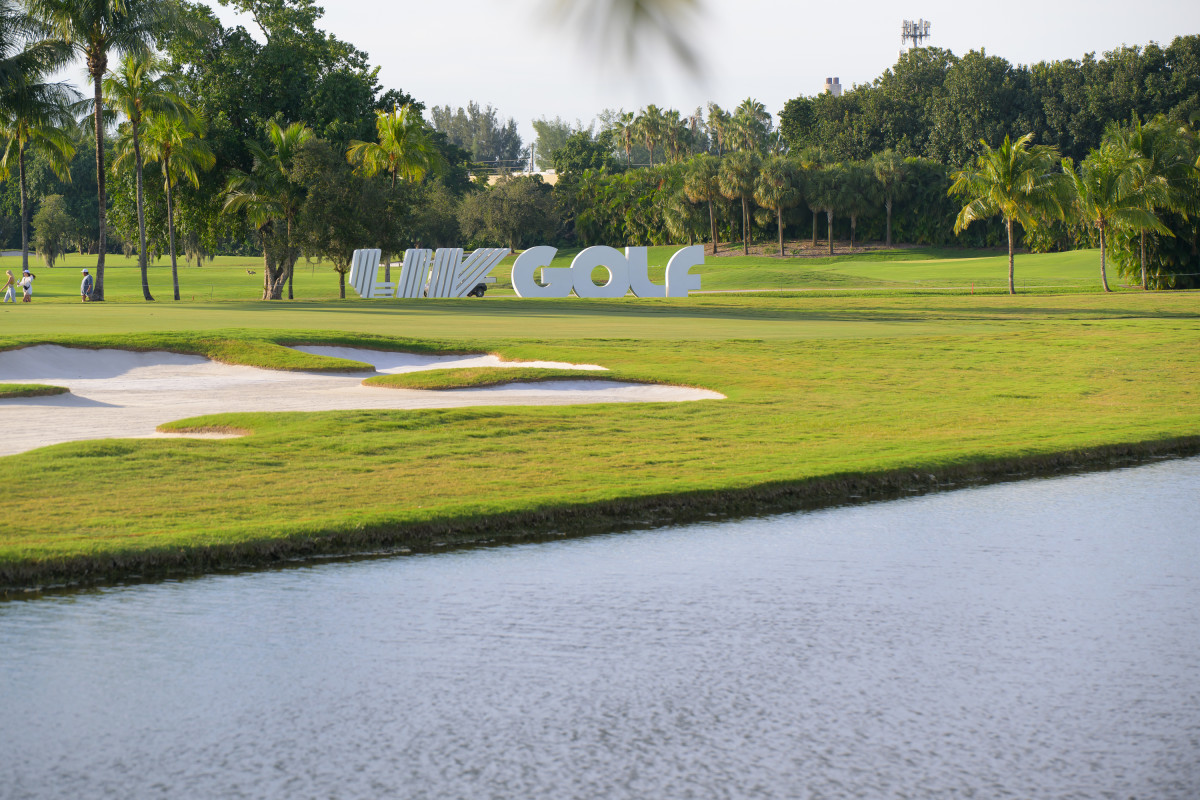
left=199, top=0, right=1199, bottom=145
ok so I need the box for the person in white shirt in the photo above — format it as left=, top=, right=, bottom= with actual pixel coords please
left=19, top=269, right=34, bottom=302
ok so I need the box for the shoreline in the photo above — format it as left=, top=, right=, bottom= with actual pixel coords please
left=6, top=436, right=1198, bottom=595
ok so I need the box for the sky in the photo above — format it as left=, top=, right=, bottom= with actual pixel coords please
left=197, top=0, right=1200, bottom=146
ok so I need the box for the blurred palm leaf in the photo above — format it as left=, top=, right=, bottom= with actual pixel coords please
left=545, top=0, right=704, bottom=74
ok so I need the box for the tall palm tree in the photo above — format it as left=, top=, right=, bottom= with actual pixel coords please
left=842, top=162, right=878, bottom=250
left=1, top=0, right=67, bottom=94
left=683, top=153, right=721, bottom=254
left=616, top=109, right=635, bottom=167
left=810, top=164, right=843, bottom=257
left=753, top=154, right=801, bottom=256
left=687, top=107, right=703, bottom=156
left=1105, top=116, right=1196, bottom=289
left=0, top=1, right=75, bottom=273
left=949, top=133, right=1070, bottom=295
left=732, top=97, right=770, bottom=154
left=1064, top=144, right=1169, bottom=293
left=872, top=149, right=906, bottom=248
left=223, top=120, right=313, bottom=300
left=706, top=102, right=729, bottom=156
left=103, top=53, right=187, bottom=301
left=718, top=149, right=760, bottom=256
left=636, top=104, right=664, bottom=167
left=347, top=103, right=442, bottom=280
left=0, top=77, right=76, bottom=275
left=26, top=0, right=182, bottom=301
left=137, top=112, right=214, bottom=300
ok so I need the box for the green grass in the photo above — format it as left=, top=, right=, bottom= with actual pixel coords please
left=2, top=245, right=1123, bottom=304
left=363, top=367, right=624, bottom=390
left=0, top=253, right=333, bottom=302
left=0, top=383, right=68, bottom=399
left=1, top=248, right=1197, bottom=588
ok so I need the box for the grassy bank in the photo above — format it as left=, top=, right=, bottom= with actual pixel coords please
left=0, top=384, right=68, bottom=399
left=1, top=256, right=1198, bottom=589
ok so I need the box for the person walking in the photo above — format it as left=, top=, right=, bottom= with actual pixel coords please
left=19, top=269, right=34, bottom=302
left=81, top=269, right=93, bottom=302
left=2, top=270, right=14, bottom=303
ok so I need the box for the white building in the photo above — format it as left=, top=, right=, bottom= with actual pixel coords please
left=824, top=77, right=843, bottom=97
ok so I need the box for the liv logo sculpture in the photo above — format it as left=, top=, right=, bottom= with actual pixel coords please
left=348, top=245, right=703, bottom=299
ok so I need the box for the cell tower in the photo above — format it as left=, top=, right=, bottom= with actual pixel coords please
left=900, top=18, right=932, bottom=54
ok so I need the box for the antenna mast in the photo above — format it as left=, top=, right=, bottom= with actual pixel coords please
left=900, top=18, right=932, bottom=54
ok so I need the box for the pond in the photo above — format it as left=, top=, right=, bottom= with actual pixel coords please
left=3, top=457, right=1199, bottom=799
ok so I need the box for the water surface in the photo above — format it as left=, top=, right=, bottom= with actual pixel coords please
left=3, top=458, right=1199, bottom=799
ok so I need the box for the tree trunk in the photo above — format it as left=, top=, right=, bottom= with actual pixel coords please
left=166, top=164, right=180, bottom=300
left=133, top=122, right=153, bottom=300
left=339, top=270, right=345, bottom=299
left=708, top=198, right=718, bottom=255
left=1100, top=223, right=1111, bottom=292
left=385, top=171, right=396, bottom=282
left=850, top=214, right=856, bottom=250
left=885, top=198, right=893, bottom=248
left=812, top=210, right=817, bottom=248
left=1140, top=230, right=1147, bottom=290
left=91, top=71, right=108, bottom=301
left=1007, top=218, right=1015, bottom=294
left=18, top=143, right=28, bottom=273
left=286, top=217, right=295, bottom=299
left=826, top=210, right=833, bottom=256
left=777, top=207, right=784, bottom=256
left=259, top=230, right=271, bottom=300
left=741, top=196, right=749, bottom=256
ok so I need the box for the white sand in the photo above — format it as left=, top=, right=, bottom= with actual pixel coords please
left=0, top=345, right=722, bottom=456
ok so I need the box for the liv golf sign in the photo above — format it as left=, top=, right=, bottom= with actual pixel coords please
left=348, top=245, right=703, bottom=299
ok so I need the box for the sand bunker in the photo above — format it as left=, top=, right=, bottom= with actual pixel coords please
left=0, top=345, right=722, bottom=456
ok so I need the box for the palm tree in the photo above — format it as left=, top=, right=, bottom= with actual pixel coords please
left=683, top=153, right=721, bottom=254
left=103, top=53, right=187, bottom=301
left=0, top=75, right=76, bottom=275
left=1104, top=116, right=1196, bottom=289
left=137, top=112, right=214, bottom=300
left=347, top=104, right=442, bottom=280
left=224, top=120, right=313, bottom=300
left=789, top=151, right=821, bottom=248
left=810, top=164, right=843, bottom=257
left=687, top=107, right=703, bottom=156
left=732, top=97, right=770, bottom=153
left=347, top=104, right=441, bottom=190
left=872, top=149, right=906, bottom=248
left=753, top=155, right=801, bottom=256
left=1, top=1, right=67, bottom=94
left=1064, top=144, right=1169, bottom=293
left=948, top=133, right=1070, bottom=295
left=26, top=0, right=182, bottom=301
left=636, top=104, right=665, bottom=167
left=0, top=1, right=75, bottom=273
left=616, top=109, right=635, bottom=167
left=718, top=150, right=760, bottom=256
left=842, top=162, right=878, bottom=251
left=707, top=102, right=730, bottom=156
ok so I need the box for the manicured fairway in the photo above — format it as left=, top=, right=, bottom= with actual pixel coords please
left=1, top=252, right=1198, bottom=588
left=2, top=246, right=1122, bottom=303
